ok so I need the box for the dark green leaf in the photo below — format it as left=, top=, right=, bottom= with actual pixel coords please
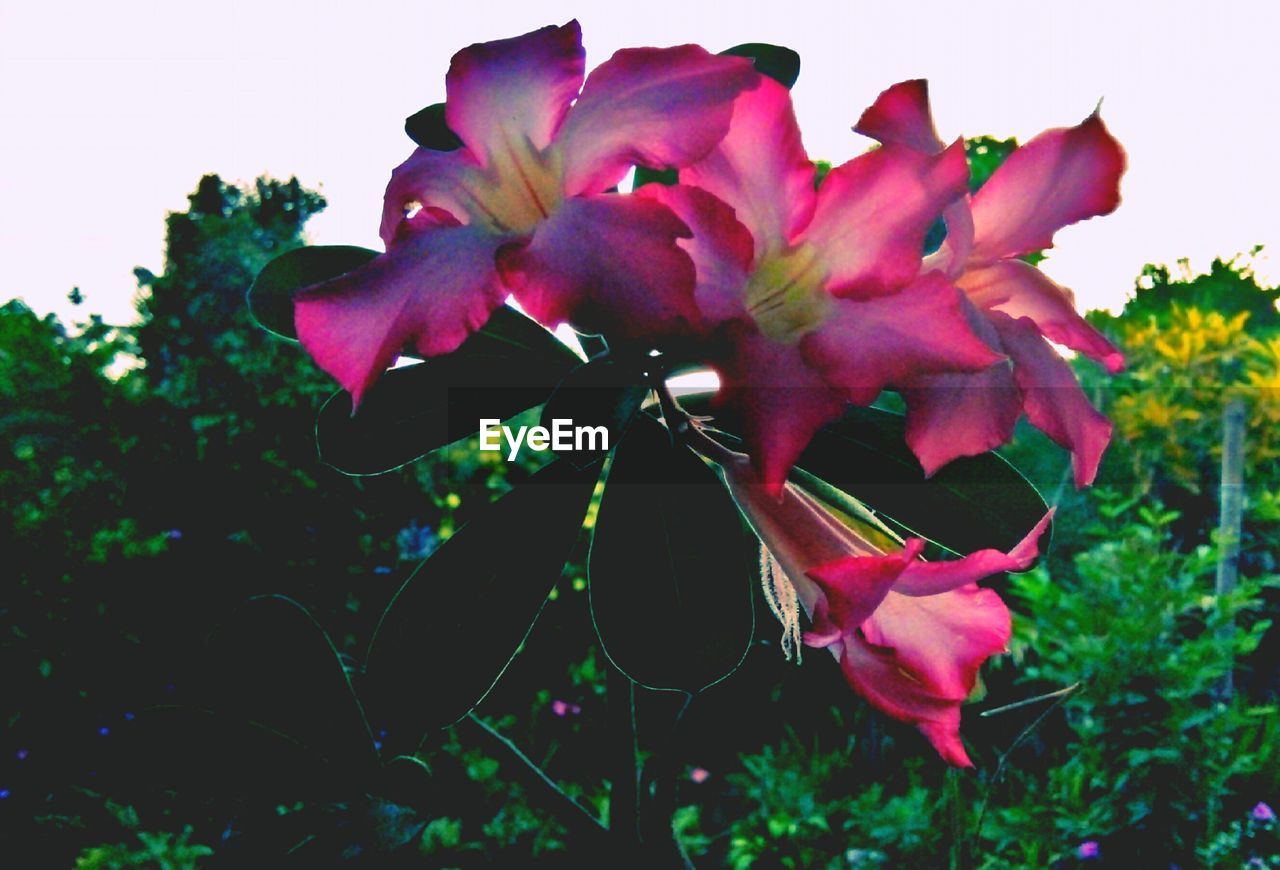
left=404, top=102, right=463, bottom=151
left=203, top=595, right=378, bottom=776
left=316, top=306, right=583, bottom=475
left=590, top=415, right=754, bottom=692
left=364, top=459, right=599, bottom=749
left=540, top=356, right=649, bottom=468
left=248, top=245, right=378, bottom=339
left=721, top=43, right=801, bottom=88
left=681, top=396, right=1048, bottom=555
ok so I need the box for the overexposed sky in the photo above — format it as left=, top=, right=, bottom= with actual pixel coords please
left=2, top=0, right=1278, bottom=327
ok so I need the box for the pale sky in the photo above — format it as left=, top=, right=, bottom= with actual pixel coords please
left=2, top=0, right=1278, bottom=327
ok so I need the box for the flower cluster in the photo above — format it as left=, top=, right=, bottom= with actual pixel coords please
left=292, top=22, right=1126, bottom=766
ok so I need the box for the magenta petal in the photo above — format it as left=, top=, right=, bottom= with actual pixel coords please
left=680, top=77, right=816, bottom=254
left=295, top=221, right=507, bottom=407
left=903, top=364, right=1023, bottom=477
left=496, top=194, right=700, bottom=342
left=800, top=140, right=969, bottom=298
left=992, top=313, right=1113, bottom=487
left=853, top=79, right=945, bottom=153
left=958, top=260, right=1125, bottom=373
left=838, top=636, right=975, bottom=767
left=968, top=112, right=1126, bottom=263
left=891, top=510, right=1054, bottom=596
left=803, top=271, right=1004, bottom=406
left=445, top=22, right=585, bottom=165
left=805, top=539, right=925, bottom=641
left=556, top=46, right=757, bottom=197
left=713, top=323, right=848, bottom=496
left=379, top=146, right=486, bottom=246
left=636, top=183, right=755, bottom=326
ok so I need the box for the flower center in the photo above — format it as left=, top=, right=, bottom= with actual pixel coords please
left=743, top=244, right=832, bottom=343
left=473, top=135, right=564, bottom=235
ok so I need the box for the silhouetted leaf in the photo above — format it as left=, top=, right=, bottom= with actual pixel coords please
left=590, top=415, right=754, bottom=692
left=364, top=459, right=599, bottom=750
left=722, top=42, right=801, bottom=88
left=540, top=356, right=649, bottom=468
left=248, top=245, right=378, bottom=339
left=205, top=595, right=378, bottom=778
left=680, top=395, right=1048, bottom=555
left=317, top=305, right=583, bottom=475
left=405, top=102, right=463, bottom=151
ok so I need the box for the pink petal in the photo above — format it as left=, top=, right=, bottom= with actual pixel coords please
left=958, top=260, right=1125, bottom=373
left=636, top=182, right=755, bottom=326
left=968, top=112, right=1126, bottom=264
left=805, top=539, right=925, bottom=643
left=379, top=146, right=486, bottom=245
left=991, top=313, right=1113, bottom=487
left=860, top=585, right=1011, bottom=710
left=680, top=76, right=817, bottom=255
left=891, top=509, right=1053, bottom=596
left=495, top=194, right=701, bottom=343
left=799, top=139, right=969, bottom=298
left=900, top=300, right=1021, bottom=474
left=838, top=635, right=975, bottom=767
left=711, top=322, right=849, bottom=495
left=555, top=46, right=757, bottom=197
left=853, top=79, right=944, bottom=153
left=902, top=364, right=1023, bottom=477
left=445, top=22, right=585, bottom=166
left=802, top=271, right=1004, bottom=405
left=720, top=454, right=887, bottom=619
left=295, top=217, right=507, bottom=408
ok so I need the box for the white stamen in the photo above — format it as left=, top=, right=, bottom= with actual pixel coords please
left=759, top=544, right=802, bottom=664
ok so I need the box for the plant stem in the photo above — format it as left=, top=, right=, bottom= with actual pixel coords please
left=607, top=665, right=641, bottom=848
left=462, top=713, right=611, bottom=855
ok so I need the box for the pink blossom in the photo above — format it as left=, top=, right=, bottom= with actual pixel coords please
left=856, top=80, right=1127, bottom=486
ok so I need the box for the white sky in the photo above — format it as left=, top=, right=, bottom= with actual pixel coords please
left=2, top=0, right=1278, bottom=327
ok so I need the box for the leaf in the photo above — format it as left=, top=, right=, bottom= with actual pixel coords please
left=721, top=43, right=801, bottom=89
left=204, top=595, right=379, bottom=777
left=681, top=395, right=1048, bottom=555
left=589, top=415, right=754, bottom=692
left=364, top=459, right=599, bottom=749
left=539, top=356, right=649, bottom=468
left=633, top=166, right=679, bottom=189
left=316, top=305, right=583, bottom=475
left=248, top=246, right=378, bottom=339
left=405, top=102, right=463, bottom=151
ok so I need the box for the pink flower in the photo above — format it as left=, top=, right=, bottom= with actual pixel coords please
left=641, top=78, right=1001, bottom=494
left=714, top=446, right=1051, bottom=767
left=856, top=80, right=1127, bottom=486
left=689, top=766, right=711, bottom=784
left=293, top=22, right=757, bottom=406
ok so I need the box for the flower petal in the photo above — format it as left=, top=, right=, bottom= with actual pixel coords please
left=805, top=539, right=925, bottom=643
left=968, top=112, right=1126, bottom=264
left=958, top=260, right=1125, bottom=373
left=680, top=76, right=817, bottom=255
left=838, top=634, right=975, bottom=767
left=556, top=46, right=757, bottom=197
left=891, top=509, right=1053, bottom=596
left=712, top=322, right=848, bottom=495
left=495, top=194, right=700, bottom=342
left=902, top=364, right=1023, bottom=477
left=379, top=146, right=487, bottom=245
left=799, top=139, right=969, bottom=298
left=802, top=271, right=1004, bottom=405
left=636, top=182, right=755, bottom=326
left=445, top=22, right=585, bottom=166
left=991, top=313, right=1113, bottom=486
left=295, top=216, right=507, bottom=407
left=853, top=79, right=944, bottom=153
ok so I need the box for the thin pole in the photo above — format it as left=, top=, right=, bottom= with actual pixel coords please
left=1215, top=398, right=1247, bottom=698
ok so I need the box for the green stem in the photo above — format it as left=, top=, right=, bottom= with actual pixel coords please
left=462, top=713, right=611, bottom=855
left=607, top=665, right=641, bottom=848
